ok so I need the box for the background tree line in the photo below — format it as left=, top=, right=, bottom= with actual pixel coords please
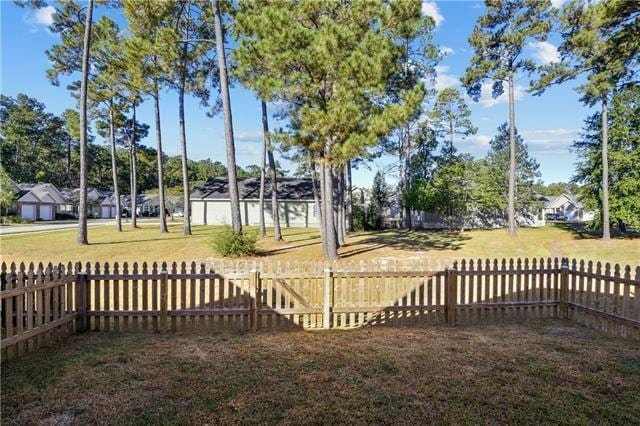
left=0, top=93, right=282, bottom=192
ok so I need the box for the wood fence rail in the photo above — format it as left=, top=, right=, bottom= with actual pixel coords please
left=2, top=257, right=639, bottom=362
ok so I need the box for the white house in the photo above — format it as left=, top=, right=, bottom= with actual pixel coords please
left=17, top=183, right=68, bottom=221
left=190, top=177, right=319, bottom=228
left=540, top=193, right=595, bottom=222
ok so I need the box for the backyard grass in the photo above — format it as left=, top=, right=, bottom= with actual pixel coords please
left=2, top=320, right=639, bottom=424
left=0, top=222, right=638, bottom=266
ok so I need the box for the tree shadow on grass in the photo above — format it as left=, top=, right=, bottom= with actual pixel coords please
left=340, top=229, right=472, bottom=258
left=552, top=222, right=640, bottom=240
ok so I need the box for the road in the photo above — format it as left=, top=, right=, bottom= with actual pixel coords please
left=0, top=219, right=118, bottom=235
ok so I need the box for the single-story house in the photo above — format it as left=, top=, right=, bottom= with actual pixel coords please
left=539, top=193, right=595, bottom=222
left=17, top=183, right=68, bottom=221
left=60, top=187, right=114, bottom=218
left=190, top=177, right=319, bottom=228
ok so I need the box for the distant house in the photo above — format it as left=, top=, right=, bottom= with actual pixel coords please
left=17, top=183, right=68, bottom=221
left=539, top=193, right=595, bottom=222
left=60, top=187, right=113, bottom=218
left=190, top=177, right=319, bottom=228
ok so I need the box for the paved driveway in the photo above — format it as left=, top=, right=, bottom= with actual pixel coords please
left=0, top=220, right=114, bottom=235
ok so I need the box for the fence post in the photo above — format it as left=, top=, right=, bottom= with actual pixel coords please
left=76, top=272, right=88, bottom=332
left=323, top=268, right=333, bottom=329
left=445, top=266, right=458, bottom=326
left=560, top=258, right=569, bottom=319
left=249, top=270, right=260, bottom=332
left=159, top=268, right=169, bottom=333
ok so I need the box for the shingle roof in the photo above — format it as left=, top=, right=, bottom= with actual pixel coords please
left=191, top=177, right=315, bottom=201
left=18, top=183, right=67, bottom=204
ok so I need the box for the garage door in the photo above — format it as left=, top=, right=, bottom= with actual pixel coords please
left=39, top=205, right=53, bottom=221
left=101, top=206, right=111, bottom=218
left=21, top=204, right=36, bottom=221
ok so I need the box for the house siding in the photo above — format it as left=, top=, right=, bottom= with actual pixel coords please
left=192, top=199, right=319, bottom=228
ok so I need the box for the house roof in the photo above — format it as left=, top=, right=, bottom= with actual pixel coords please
left=541, top=193, right=583, bottom=209
left=191, top=177, right=316, bottom=201
left=17, top=183, right=67, bottom=204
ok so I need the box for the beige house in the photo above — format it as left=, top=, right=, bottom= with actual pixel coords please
left=190, top=177, right=319, bottom=228
left=17, top=183, right=67, bottom=221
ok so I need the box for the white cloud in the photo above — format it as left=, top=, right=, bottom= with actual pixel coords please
left=225, top=130, right=263, bottom=143
left=550, top=0, right=566, bottom=8
left=476, top=81, right=524, bottom=107
left=521, top=128, right=578, bottom=137
left=422, top=1, right=444, bottom=27
left=528, top=41, right=560, bottom=65
left=471, top=2, right=484, bottom=9
left=465, top=135, right=492, bottom=148
left=439, top=46, right=454, bottom=56
left=434, top=65, right=460, bottom=91
left=23, top=6, right=56, bottom=32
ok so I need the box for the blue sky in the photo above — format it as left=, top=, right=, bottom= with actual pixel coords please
left=1, top=0, right=593, bottom=189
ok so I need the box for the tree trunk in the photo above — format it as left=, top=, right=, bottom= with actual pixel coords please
left=601, top=95, right=610, bottom=240
left=323, top=163, right=338, bottom=259
left=154, top=79, right=168, bottom=234
left=212, top=0, right=242, bottom=235
left=318, top=162, right=329, bottom=258
left=77, top=0, right=94, bottom=245
left=345, top=161, right=353, bottom=232
left=336, top=169, right=345, bottom=246
left=398, top=135, right=404, bottom=228
left=258, top=101, right=267, bottom=238
left=310, top=157, right=324, bottom=243
left=178, top=83, right=191, bottom=236
left=130, top=104, right=138, bottom=229
left=265, top=106, right=282, bottom=241
left=507, top=74, right=517, bottom=236
left=403, top=128, right=412, bottom=229
left=109, top=101, right=121, bottom=232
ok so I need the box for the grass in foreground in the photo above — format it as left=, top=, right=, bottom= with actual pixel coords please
left=2, top=320, right=640, bottom=424
left=0, top=222, right=638, bottom=266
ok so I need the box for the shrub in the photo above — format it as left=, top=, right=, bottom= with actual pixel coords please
left=55, top=212, right=76, bottom=220
left=0, top=215, right=31, bottom=224
left=209, top=226, right=258, bottom=257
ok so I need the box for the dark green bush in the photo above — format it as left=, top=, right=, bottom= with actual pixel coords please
left=209, top=226, right=258, bottom=257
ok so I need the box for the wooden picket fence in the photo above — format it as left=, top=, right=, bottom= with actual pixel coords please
left=1, top=257, right=639, bottom=362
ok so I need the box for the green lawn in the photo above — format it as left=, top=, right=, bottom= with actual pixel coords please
left=2, top=320, right=639, bottom=424
left=0, top=222, right=638, bottom=266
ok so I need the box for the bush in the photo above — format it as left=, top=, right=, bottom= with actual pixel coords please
left=55, top=212, right=76, bottom=220
left=209, top=226, right=258, bottom=257
left=0, top=215, right=31, bottom=224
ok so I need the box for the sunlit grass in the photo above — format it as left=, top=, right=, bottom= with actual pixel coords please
left=0, top=222, right=638, bottom=266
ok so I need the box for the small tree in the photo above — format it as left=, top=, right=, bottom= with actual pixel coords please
left=475, top=123, right=541, bottom=226
left=370, top=171, right=390, bottom=230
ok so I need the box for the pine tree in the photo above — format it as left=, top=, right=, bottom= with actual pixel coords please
left=384, top=0, right=438, bottom=229
left=234, top=0, right=424, bottom=259
left=475, top=123, right=541, bottom=226
left=530, top=0, right=639, bottom=240
left=155, top=0, right=217, bottom=236
left=429, top=88, right=477, bottom=159
left=462, top=0, right=552, bottom=236
left=212, top=0, right=242, bottom=236
left=123, top=0, right=176, bottom=234
left=572, top=86, right=640, bottom=232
